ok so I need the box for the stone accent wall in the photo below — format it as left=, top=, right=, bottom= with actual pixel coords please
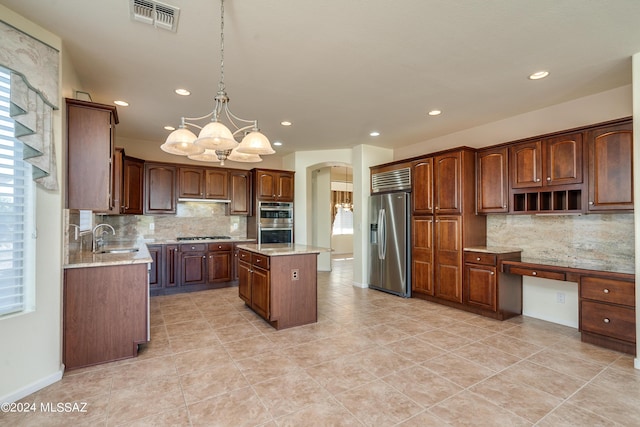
left=486, top=213, right=634, bottom=271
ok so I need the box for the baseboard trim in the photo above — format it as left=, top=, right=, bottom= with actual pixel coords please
left=0, top=365, right=64, bottom=403
left=352, top=281, right=368, bottom=289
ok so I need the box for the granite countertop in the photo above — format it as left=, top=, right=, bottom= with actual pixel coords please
left=464, top=246, right=523, bottom=254
left=64, top=238, right=152, bottom=269
left=237, top=243, right=332, bottom=257
left=143, top=238, right=256, bottom=245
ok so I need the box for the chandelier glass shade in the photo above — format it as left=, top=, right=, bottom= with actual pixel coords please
left=161, top=0, right=274, bottom=165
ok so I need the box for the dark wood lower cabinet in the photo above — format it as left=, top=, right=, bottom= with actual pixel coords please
left=463, top=250, right=522, bottom=320
left=63, top=263, right=148, bottom=370
left=150, top=242, right=244, bottom=296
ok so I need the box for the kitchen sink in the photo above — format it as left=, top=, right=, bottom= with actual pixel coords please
left=97, top=248, right=139, bottom=254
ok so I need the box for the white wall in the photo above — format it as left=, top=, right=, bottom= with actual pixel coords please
left=633, top=52, right=640, bottom=368
left=0, top=4, right=74, bottom=402
left=311, top=168, right=332, bottom=270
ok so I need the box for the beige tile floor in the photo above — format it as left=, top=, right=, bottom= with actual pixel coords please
left=3, top=257, right=640, bottom=426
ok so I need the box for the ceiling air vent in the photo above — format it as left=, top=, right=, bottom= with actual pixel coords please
left=130, top=0, right=180, bottom=32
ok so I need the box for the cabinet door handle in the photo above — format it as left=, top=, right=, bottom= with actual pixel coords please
left=202, top=255, right=206, bottom=259
left=536, top=178, right=541, bottom=182
left=490, top=272, right=495, bottom=275
left=503, top=205, right=507, bottom=208
left=603, top=288, right=610, bottom=294
left=218, top=245, right=222, bottom=249
left=532, top=271, right=537, bottom=276
left=589, top=201, right=594, bottom=205
left=547, top=177, right=551, bottom=181
left=603, top=318, right=610, bottom=324
left=476, top=257, right=481, bottom=261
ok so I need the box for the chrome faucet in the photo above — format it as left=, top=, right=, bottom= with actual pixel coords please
left=92, top=223, right=116, bottom=252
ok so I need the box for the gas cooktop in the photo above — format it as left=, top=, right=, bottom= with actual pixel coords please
left=176, top=236, right=232, bottom=241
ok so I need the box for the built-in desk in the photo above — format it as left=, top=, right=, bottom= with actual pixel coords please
left=501, top=258, right=635, bottom=355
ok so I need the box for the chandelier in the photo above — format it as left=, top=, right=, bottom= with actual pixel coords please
left=160, top=0, right=274, bottom=165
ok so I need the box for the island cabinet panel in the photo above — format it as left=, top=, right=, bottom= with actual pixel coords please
left=587, top=121, right=634, bottom=211
left=147, top=244, right=163, bottom=289
left=63, top=263, right=148, bottom=370
left=144, top=163, right=177, bottom=214
left=238, top=248, right=317, bottom=330
left=476, top=147, right=508, bottom=213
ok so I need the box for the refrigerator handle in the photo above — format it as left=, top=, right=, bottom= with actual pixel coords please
left=378, top=208, right=386, bottom=260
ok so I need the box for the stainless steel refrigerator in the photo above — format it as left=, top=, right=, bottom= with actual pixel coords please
left=368, top=192, right=411, bottom=297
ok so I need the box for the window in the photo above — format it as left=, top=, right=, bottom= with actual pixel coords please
left=0, top=68, right=35, bottom=317
left=332, top=206, right=354, bottom=235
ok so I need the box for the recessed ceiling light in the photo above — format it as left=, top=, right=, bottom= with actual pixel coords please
left=114, top=100, right=129, bottom=107
left=273, top=141, right=283, bottom=146
left=164, top=125, right=176, bottom=131
left=369, top=131, right=380, bottom=137
left=175, top=88, right=191, bottom=96
left=528, top=71, right=549, bottom=80
left=428, top=110, right=442, bottom=116
left=280, top=121, right=292, bottom=126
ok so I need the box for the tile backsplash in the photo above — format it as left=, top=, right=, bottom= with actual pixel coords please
left=486, top=213, right=634, bottom=270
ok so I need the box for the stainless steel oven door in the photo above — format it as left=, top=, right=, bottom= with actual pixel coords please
left=259, top=227, right=293, bottom=244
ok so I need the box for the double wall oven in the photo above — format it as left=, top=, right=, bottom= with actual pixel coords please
left=258, top=202, right=293, bottom=244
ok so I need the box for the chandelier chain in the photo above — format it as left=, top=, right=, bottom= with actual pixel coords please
left=219, top=0, right=225, bottom=92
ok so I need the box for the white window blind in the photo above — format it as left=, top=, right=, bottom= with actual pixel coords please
left=0, top=68, right=34, bottom=317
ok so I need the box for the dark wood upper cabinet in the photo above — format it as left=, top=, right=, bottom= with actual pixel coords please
left=434, top=151, right=462, bottom=214
left=477, top=147, right=508, bottom=213
left=254, top=169, right=295, bottom=202
left=178, top=167, right=229, bottom=200
left=144, top=163, right=176, bottom=214
left=545, top=133, right=583, bottom=186
left=205, top=169, right=229, bottom=199
left=66, top=98, right=118, bottom=211
left=122, top=156, right=144, bottom=214
left=510, top=140, right=542, bottom=189
left=510, top=133, right=582, bottom=189
left=587, top=121, right=633, bottom=211
left=229, top=169, right=251, bottom=215
left=412, top=158, right=433, bottom=215
left=178, top=167, right=205, bottom=199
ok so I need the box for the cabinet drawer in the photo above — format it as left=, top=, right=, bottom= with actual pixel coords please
left=581, top=300, right=636, bottom=343
left=238, top=249, right=251, bottom=262
left=464, top=252, right=497, bottom=266
left=179, top=243, right=207, bottom=252
left=208, top=243, right=233, bottom=251
left=508, top=266, right=565, bottom=281
left=581, top=276, right=635, bottom=307
left=252, top=253, right=270, bottom=269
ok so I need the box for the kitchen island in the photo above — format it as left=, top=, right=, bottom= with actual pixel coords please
left=237, top=243, right=330, bottom=330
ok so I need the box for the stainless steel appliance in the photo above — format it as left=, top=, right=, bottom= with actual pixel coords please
left=258, top=201, right=293, bottom=244
left=368, top=168, right=411, bottom=297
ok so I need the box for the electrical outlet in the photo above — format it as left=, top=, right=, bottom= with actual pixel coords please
left=556, top=292, right=565, bottom=304
left=291, top=269, right=299, bottom=280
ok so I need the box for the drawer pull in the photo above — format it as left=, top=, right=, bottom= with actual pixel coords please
left=603, top=318, right=610, bottom=324
left=532, top=271, right=537, bottom=276
left=603, top=289, right=610, bottom=294
left=476, top=257, right=481, bottom=261
left=490, top=272, right=495, bottom=275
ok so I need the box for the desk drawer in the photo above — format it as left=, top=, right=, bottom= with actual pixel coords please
left=464, top=252, right=497, bottom=266
left=581, top=276, right=635, bottom=307
left=508, top=266, right=565, bottom=281
left=581, top=300, right=635, bottom=343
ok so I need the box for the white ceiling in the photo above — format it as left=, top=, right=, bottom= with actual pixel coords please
left=3, top=0, right=640, bottom=161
